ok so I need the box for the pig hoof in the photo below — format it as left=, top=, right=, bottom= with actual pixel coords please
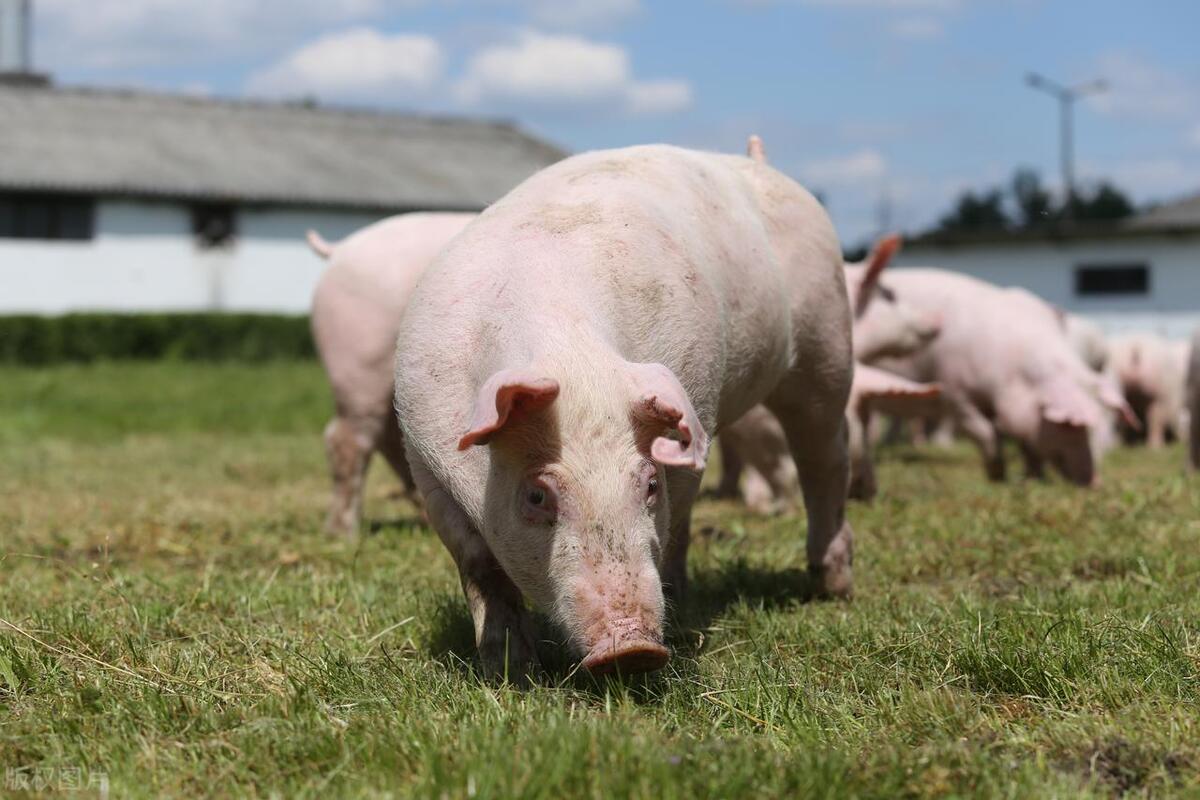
left=809, top=563, right=853, bottom=599
left=478, top=632, right=540, bottom=685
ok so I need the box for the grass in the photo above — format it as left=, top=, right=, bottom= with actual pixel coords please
left=1, top=361, right=1198, bottom=798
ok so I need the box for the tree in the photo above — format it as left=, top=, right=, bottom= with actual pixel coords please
left=1072, top=182, right=1134, bottom=222
left=936, top=189, right=1010, bottom=233
left=1011, top=167, right=1054, bottom=228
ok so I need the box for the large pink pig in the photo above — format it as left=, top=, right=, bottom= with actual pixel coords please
left=309, top=212, right=475, bottom=535
left=394, top=143, right=854, bottom=678
left=869, top=271, right=1132, bottom=484
left=1108, top=333, right=1190, bottom=448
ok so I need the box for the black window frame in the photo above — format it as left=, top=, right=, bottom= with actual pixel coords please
left=0, top=192, right=96, bottom=241
left=1074, top=263, right=1150, bottom=297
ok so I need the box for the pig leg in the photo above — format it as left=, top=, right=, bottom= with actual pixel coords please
left=715, top=437, right=744, bottom=498
left=1018, top=440, right=1046, bottom=480
left=741, top=464, right=779, bottom=515
left=409, top=455, right=538, bottom=681
left=661, top=470, right=702, bottom=601
left=954, top=402, right=1006, bottom=482
left=1145, top=400, right=1167, bottom=449
left=847, top=408, right=877, bottom=502
left=323, top=415, right=380, bottom=537
left=766, top=382, right=854, bottom=599
left=377, top=410, right=421, bottom=504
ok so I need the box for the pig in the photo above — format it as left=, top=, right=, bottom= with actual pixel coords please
left=393, top=141, right=855, bottom=678
left=1189, top=327, right=1200, bottom=470
left=867, top=272, right=1133, bottom=485
left=1063, top=313, right=1110, bottom=373
left=718, top=233, right=942, bottom=506
left=1107, top=333, right=1190, bottom=448
left=309, top=212, right=476, bottom=535
left=721, top=365, right=939, bottom=512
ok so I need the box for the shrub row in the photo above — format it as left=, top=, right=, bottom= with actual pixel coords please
left=0, top=314, right=316, bottom=364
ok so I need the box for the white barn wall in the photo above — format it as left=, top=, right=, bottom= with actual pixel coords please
left=897, top=235, right=1200, bottom=340
left=0, top=200, right=386, bottom=314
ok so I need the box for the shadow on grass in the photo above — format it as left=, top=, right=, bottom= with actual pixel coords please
left=365, top=515, right=429, bottom=536
left=422, top=556, right=819, bottom=699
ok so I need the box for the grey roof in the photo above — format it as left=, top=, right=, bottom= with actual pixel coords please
left=1125, top=193, right=1200, bottom=232
left=0, top=83, right=567, bottom=210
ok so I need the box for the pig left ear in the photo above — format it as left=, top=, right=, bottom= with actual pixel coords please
left=1093, top=374, right=1140, bottom=430
left=458, top=368, right=560, bottom=449
left=853, top=233, right=902, bottom=316
left=1038, top=377, right=1099, bottom=430
left=629, top=363, right=709, bottom=471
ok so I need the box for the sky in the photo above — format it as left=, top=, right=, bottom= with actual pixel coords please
left=27, top=0, right=1200, bottom=247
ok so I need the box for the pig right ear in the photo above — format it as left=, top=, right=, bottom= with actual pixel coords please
left=457, top=369, right=560, bottom=450
left=1038, top=377, right=1099, bottom=430
left=853, top=233, right=902, bottom=316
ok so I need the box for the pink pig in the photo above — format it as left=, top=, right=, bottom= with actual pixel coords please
left=1188, top=327, right=1200, bottom=470
left=308, top=212, right=476, bottom=535
left=394, top=142, right=855, bottom=678
left=870, top=271, right=1133, bottom=485
left=1107, top=333, right=1190, bottom=448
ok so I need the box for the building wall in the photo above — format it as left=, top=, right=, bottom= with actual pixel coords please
left=0, top=199, right=388, bottom=314
left=897, top=235, right=1200, bottom=340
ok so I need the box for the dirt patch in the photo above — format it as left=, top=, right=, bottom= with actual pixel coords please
left=1073, top=738, right=1191, bottom=796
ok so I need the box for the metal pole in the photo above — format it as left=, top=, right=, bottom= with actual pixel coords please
left=1061, top=93, right=1073, bottom=207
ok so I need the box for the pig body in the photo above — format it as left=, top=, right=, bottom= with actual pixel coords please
left=1108, top=333, right=1190, bottom=448
left=394, top=144, right=854, bottom=677
left=1064, top=314, right=1110, bottom=373
left=867, top=271, right=1128, bottom=485
left=309, top=212, right=476, bottom=535
left=1189, top=327, right=1200, bottom=470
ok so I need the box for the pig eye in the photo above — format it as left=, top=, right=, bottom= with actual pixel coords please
left=527, top=487, right=547, bottom=507
left=646, top=477, right=659, bottom=499
left=521, top=475, right=558, bottom=523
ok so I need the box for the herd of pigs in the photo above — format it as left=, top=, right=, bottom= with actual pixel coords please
left=302, top=138, right=1200, bottom=679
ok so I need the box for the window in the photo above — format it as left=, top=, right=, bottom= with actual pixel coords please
left=0, top=193, right=95, bottom=240
left=191, top=203, right=237, bottom=249
left=1074, top=264, right=1149, bottom=297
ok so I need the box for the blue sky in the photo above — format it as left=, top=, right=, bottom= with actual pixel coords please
left=31, top=0, right=1200, bottom=246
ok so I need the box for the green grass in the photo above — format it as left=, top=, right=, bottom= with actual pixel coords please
left=1, top=362, right=1198, bottom=798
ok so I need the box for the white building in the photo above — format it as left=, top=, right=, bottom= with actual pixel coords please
left=897, top=197, right=1200, bottom=340
left=0, top=80, right=563, bottom=314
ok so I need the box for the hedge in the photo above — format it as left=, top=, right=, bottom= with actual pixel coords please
left=0, top=314, right=316, bottom=365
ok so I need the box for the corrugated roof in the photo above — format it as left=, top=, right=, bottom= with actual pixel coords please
left=1125, top=193, right=1200, bottom=231
left=0, top=83, right=567, bottom=210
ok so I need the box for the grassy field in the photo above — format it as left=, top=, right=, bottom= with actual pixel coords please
left=1, top=361, right=1198, bottom=798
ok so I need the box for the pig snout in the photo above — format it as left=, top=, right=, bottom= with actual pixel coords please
left=580, top=618, right=670, bottom=675
left=571, top=563, right=668, bottom=675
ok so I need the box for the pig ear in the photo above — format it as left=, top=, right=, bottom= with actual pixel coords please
left=458, top=369, right=560, bottom=450
left=1094, top=374, right=1140, bottom=430
left=1038, top=377, right=1099, bottom=430
left=853, top=233, right=902, bottom=315
left=629, top=363, right=709, bottom=471
left=850, top=365, right=940, bottom=416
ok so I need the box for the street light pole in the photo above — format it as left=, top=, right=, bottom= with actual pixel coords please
left=1025, top=72, right=1107, bottom=215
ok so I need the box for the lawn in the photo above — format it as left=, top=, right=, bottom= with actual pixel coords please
left=1, top=361, right=1198, bottom=798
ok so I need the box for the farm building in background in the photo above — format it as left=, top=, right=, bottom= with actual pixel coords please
left=0, top=79, right=564, bottom=314
left=897, top=196, right=1200, bottom=340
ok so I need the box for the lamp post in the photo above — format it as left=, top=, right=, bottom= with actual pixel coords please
left=1025, top=72, right=1107, bottom=215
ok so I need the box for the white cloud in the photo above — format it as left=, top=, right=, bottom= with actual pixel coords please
left=890, top=16, right=944, bottom=39
left=520, top=0, right=642, bottom=30
left=1085, top=52, right=1200, bottom=121
left=801, top=150, right=889, bottom=185
left=245, top=28, right=443, bottom=99
left=35, top=0, right=392, bottom=70
left=1103, top=158, right=1200, bottom=201
left=456, top=31, right=692, bottom=115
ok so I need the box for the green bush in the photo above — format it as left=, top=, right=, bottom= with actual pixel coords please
left=0, top=314, right=315, bottom=364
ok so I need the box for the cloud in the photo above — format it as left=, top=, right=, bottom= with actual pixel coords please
left=519, top=0, right=642, bottom=30
left=801, top=150, right=889, bottom=186
left=456, top=31, right=692, bottom=115
left=245, top=28, right=443, bottom=99
left=890, top=17, right=944, bottom=39
left=1085, top=52, right=1200, bottom=121
left=35, top=0, right=394, bottom=70
left=801, top=0, right=959, bottom=8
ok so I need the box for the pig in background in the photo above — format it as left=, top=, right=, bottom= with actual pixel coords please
left=1108, top=333, right=1191, bottom=449
left=394, top=141, right=855, bottom=678
left=308, top=212, right=476, bottom=536
left=1189, top=327, right=1200, bottom=470
left=718, top=233, right=942, bottom=510
left=870, top=271, right=1133, bottom=486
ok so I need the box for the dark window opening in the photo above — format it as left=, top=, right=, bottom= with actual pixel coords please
left=191, top=203, right=237, bottom=249
left=1075, top=264, right=1149, bottom=297
left=0, top=193, right=95, bottom=240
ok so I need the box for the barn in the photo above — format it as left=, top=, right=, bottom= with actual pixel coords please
left=0, top=80, right=565, bottom=314
left=896, top=196, right=1200, bottom=340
